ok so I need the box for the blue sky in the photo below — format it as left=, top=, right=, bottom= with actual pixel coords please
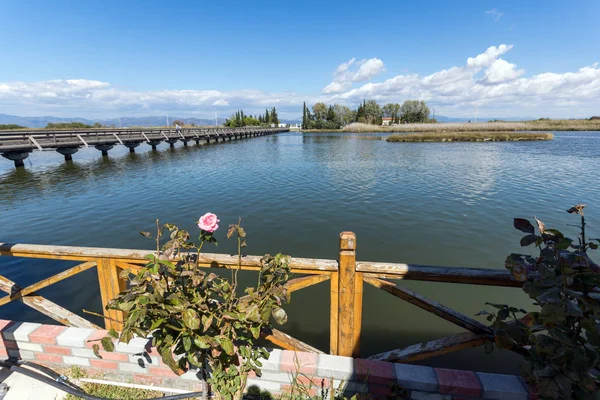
left=1, top=0, right=599, bottom=119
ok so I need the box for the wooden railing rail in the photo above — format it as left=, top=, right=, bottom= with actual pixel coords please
left=0, top=233, right=523, bottom=362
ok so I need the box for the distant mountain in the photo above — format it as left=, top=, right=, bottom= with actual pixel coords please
left=0, top=113, right=302, bottom=128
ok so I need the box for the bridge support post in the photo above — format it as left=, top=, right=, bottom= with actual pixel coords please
left=336, top=231, right=362, bottom=357
left=2, top=151, right=30, bottom=168
left=95, top=144, right=114, bottom=157
left=124, top=142, right=141, bottom=153
left=56, top=147, right=79, bottom=162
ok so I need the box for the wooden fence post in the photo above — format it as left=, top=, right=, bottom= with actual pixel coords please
left=97, top=258, right=126, bottom=331
left=337, top=231, right=362, bottom=357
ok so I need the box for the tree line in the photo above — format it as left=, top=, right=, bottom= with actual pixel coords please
left=224, top=107, right=279, bottom=128
left=302, top=100, right=432, bottom=129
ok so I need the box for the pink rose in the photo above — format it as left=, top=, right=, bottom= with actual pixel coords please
left=198, top=213, right=219, bottom=233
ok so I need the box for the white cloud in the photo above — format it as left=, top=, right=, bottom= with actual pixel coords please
left=1, top=44, right=600, bottom=119
left=322, top=57, right=385, bottom=93
left=481, top=59, right=525, bottom=84
left=486, top=8, right=504, bottom=22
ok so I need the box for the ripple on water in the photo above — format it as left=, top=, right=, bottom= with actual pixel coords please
left=2, top=131, right=600, bottom=373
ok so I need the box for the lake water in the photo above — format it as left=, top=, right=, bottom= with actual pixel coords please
left=1, top=131, right=599, bottom=374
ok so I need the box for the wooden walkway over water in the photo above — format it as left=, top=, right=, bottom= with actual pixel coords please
left=0, top=127, right=287, bottom=167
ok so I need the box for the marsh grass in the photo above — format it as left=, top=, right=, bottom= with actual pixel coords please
left=343, top=119, right=600, bottom=133
left=386, top=131, right=554, bottom=142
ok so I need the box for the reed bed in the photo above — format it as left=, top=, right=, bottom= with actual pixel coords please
left=386, top=131, right=554, bottom=142
left=343, top=119, right=600, bottom=133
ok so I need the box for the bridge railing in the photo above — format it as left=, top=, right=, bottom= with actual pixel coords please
left=0, top=232, right=519, bottom=361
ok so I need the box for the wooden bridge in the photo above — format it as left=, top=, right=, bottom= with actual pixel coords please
left=0, top=232, right=520, bottom=361
left=0, top=127, right=287, bottom=167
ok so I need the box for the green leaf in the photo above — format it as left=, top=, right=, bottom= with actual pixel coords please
left=107, top=329, right=119, bottom=339
left=218, top=337, right=235, bottom=356
left=183, top=309, right=200, bottom=330
left=100, top=337, right=114, bottom=352
left=194, top=335, right=211, bottom=349
left=92, top=343, right=102, bottom=358
left=520, top=235, right=538, bottom=247
left=250, top=325, right=261, bottom=339
left=183, top=335, right=192, bottom=351
left=159, top=346, right=180, bottom=373
left=202, top=314, right=213, bottom=332
left=514, top=218, right=535, bottom=234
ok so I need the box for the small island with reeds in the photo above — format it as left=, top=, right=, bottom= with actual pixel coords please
left=386, top=131, right=554, bottom=142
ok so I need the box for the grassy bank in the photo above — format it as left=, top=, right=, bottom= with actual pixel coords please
left=342, top=119, right=600, bottom=133
left=386, top=131, right=554, bottom=142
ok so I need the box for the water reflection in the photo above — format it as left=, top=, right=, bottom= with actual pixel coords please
left=2, top=131, right=600, bottom=374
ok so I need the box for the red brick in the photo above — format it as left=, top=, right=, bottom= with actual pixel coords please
left=35, top=353, right=63, bottom=363
left=435, top=368, right=483, bottom=397
left=353, top=359, right=396, bottom=385
left=0, top=320, right=14, bottom=332
left=134, top=373, right=165, bottom=386
left=280, top=350, right=318, bottom=375
left=90, top=359, right=118, bottom=370
left=367, top=384, right=393, bottom=397
left=3, top=341, right=18, bottom=349
left=43, top=345, right=71, bottom=355
left=84, top=329, right=109, bottom=348
left=0, top=348, right=7, bottom=357
left=148, top=366, right=181, bottom=378
left=30, top=325, right=68, bottom=344
left=96, top=351, right=129, bottom=362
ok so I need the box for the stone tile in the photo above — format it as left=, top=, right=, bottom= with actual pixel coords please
left=8, top=349, right=35, bottom=360
left=353, top=358, right=396, bottom=385
left=435, top=368, right=482, bottom=398
left=395, top=363, right=439, bottom=392
left=258, top=348, right=282, bottom=371
left=119, top=362, right=149, bottom=373
left=411, top=392, right=451, bottom=400
left=62, top=356, right=90, bottom=366
left=56, top=327, right=95, bottom=348
left=317, top=353, right=354, bottom=381
left=29, top=324, right=68, bottom=344
left=478, top=372, right=528, bottom=400
left=246, top=378, right=282, bottom=394
left=280, top=350, right=318, bottom=375
left=1, top=322, right=41, bottom=341
left=115, top=337, right=150, bottom=354
left=71, top=348, right=98, bottom=358
left=12, top=342, right=43, bottom=352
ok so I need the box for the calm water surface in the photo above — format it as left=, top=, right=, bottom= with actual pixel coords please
left=1, top=131, right=599, bottom=373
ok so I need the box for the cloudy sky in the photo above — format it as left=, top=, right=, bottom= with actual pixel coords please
left=0, top=0, right=599, bottom=120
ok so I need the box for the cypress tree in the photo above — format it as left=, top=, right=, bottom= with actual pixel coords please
left=271, top=107, right=279, bottom=125
left=265, top=109, right=270, bottom=124
left=302, top=102, right=307, bottom=129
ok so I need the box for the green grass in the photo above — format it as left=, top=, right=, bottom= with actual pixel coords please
left=63, top=366, right=165, bottom=400
left=386, top=131, right=554, bottom=142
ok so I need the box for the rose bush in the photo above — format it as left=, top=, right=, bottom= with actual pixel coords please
left=96, top=214, right=291, bottom=400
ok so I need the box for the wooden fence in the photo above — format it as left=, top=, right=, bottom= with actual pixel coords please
left=0, top=232, right=520, bottom=362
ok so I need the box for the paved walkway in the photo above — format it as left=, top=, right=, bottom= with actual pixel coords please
left=0, top=367, right=66, bottom=400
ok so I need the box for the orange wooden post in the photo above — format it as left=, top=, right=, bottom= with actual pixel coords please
left=330, top=269, right=339, bottom=355
left=97, top=258, right=126, bottom=330
left=337, top=231, right=362, bottom=357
